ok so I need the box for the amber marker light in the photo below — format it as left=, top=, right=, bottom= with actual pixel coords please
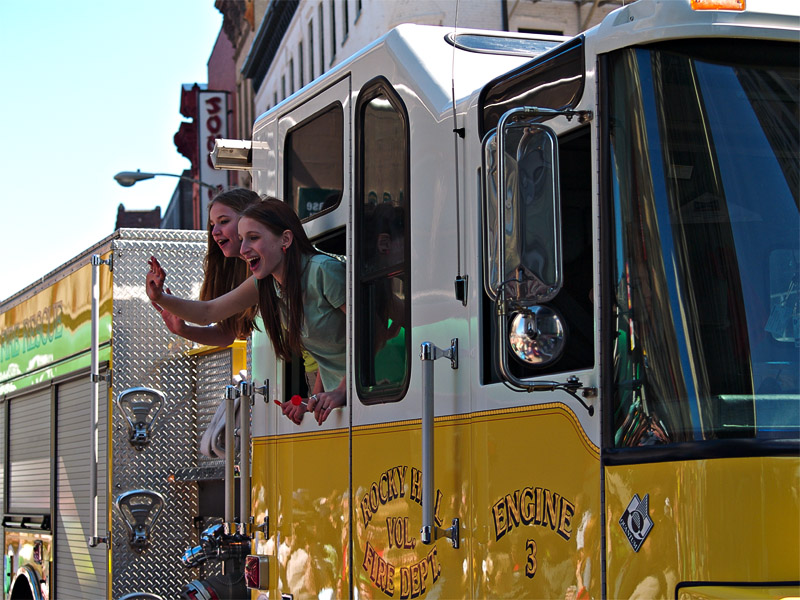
left=691, top=0, right=745, bottom=10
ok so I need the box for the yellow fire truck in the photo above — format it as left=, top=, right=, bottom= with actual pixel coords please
left=211, top=0, right=799, bottom=598
left=2, top=1, right=796, bottom=599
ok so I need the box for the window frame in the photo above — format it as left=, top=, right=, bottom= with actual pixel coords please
left=318, top=3, right=325, bottom=74
left=343, top=0, right=349, bottom=43
left=297, top=42, right=304, bottom=89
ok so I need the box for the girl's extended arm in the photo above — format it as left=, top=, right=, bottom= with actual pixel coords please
left=156, top=307, right=237, bottom=347
left=312, top=371, right=323, bottom=395
left=147, top=256, right=258, bottom=325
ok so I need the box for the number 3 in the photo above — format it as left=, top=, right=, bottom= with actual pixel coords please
left=525, top=539, right=537, bottom=579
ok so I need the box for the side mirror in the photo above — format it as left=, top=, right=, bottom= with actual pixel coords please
left=482, top=107, right=566, bottom=381
left=509, top=306, right=567, bottom=366
left=481, top=106, right=595, bottom=405
left=482, top=111, right=562, bottom=305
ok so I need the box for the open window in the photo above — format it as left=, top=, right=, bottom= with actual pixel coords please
left=355, top=79, right=411, bottom=402
left=280, top=92, right=348, bottom=401
left=284, top=102, right=344, bottom=221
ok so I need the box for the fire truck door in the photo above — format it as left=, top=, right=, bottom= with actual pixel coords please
left=265, top=75, right=352, bottom=598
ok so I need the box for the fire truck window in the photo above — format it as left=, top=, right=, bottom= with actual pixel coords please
left=608, top=43, right=799, bottom=446
left=355, top=83, right=410, bottom=403
left=284, top=103, right=344, bottom=220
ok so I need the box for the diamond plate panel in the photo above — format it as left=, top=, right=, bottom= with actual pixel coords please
left=109, top=232, right=210, bottom=599
left=117, top=227, right=211, bottom=243
left=197, top=349, right=235, bottom=469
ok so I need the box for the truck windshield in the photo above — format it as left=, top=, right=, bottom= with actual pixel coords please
left=607, top=42, right=799, bottom=447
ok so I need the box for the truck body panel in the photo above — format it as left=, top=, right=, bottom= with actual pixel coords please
left=244, top=2, right=799, bottom=598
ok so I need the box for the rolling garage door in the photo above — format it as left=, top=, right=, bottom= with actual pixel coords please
left=55, top=374, right=108, bottom=598
left=8, top=387, right=51, bottom=515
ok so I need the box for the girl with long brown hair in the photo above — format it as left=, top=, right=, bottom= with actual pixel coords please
left=150, top=188, right=260, bottom=346
left=147, top=197, right=346, bottom=425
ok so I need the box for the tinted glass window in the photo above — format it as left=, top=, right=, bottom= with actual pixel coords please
left=356, top=83, right=410, bottom=402
left=607, top=43, right=799, bottom=447
left=480, top=37, right=584, bottom=138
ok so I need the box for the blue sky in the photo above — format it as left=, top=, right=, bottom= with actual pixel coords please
left=0, top=1, right=223, bottom=301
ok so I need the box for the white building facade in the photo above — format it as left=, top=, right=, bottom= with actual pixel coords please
left=225, top=0, right=623, bottom=129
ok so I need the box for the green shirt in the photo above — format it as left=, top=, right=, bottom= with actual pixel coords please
left=274, top=253, right=346, bottom=391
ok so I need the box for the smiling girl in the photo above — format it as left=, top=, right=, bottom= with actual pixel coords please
left=148, top=188, right=260, bottom=347
left=147, top=197, right=346, bottom=425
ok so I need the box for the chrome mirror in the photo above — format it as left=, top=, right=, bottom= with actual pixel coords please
left=509, top=306, right=566, bottom=366
left=481, top=109, right=562, bottom=305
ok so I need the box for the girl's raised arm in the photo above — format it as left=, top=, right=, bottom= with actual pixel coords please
left=147, top=256, right=258, bottom=326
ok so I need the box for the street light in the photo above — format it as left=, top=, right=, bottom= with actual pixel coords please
left=113, top=169, right=218, bottom=190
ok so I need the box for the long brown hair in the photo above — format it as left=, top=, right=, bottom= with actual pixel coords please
left=239, top=198, right=318, bottom=361
left=199, top=188, right=260, bottom=338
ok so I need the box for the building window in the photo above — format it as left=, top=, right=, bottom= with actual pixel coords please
left=298, top=42, right=304, bottom=88
left=343, top=0, right=349, bottom=41
left=356, top=0, right=362, bottom=20
left=237, top=79, right=253, bottom=140
left=330, top=0, right=337, bottom=63
left=308, top=19, right=315, bottom=80
left=355, top=79, right=411, bottom=402
left=284, top=103, right=344, bottom=220
left=319, top=4, right=325, bottom=74
left=281, top=75, right=286, bottom=100
left=274, top=91, right=278, bottom=107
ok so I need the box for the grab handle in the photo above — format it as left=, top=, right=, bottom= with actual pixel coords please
left=88, top=253, right=111, bottom=547
left=419, top=339, right=460, bottom=548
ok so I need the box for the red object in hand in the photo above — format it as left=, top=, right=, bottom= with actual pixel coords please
left=275, top=395, right=307, bottom=408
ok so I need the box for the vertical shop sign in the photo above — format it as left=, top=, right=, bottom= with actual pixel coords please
left=198, top=90, right=229, bottom=227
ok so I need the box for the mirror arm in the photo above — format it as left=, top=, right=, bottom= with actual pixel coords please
left=503, top=106, right=593, bottom=124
